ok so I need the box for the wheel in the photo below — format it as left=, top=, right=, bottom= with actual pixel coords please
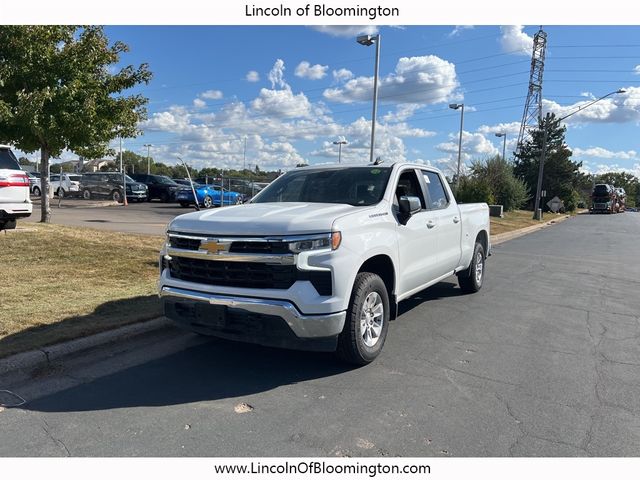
left=202, top=195, right=213, bottom=208
left=235, top=196, right=243, bottom=205
left=57, top=188, right=65, bottom=198
left=32, top=186, right=41, bottom=196
left=82, top=189, right=91, bottom=200
left=458, top=242, right=485, bottom=294
left=179, top=202, right=190, bottom=208
left=336, top=272, right=390, bottom=365
left=111, top=190, right=122, bottom=203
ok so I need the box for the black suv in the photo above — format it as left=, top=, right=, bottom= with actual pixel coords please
left=80, top=172, right=148, bottom=203
left=129, top=174, right=180, bottom=202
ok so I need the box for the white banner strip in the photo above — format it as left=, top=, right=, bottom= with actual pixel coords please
left=1, top=458, right=640, bottom=480
left=1, top=0, right=638, bottom=25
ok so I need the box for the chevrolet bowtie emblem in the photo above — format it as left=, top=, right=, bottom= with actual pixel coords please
left=201, top=240, right=226, bottom=254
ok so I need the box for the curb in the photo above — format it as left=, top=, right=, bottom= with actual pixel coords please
left=0, top=317, right=170, bottom=384
left=31, top=199, right=119, bottom=208
left=491, top=214, right=571, bottom=246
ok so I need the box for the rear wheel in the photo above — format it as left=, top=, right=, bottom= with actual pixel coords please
left=57, top=188, right=65, bottom=198
left=111, top=190, right=122, bottom=203
left=458, top=242, right=485, bottom=294
left=336, top=272, right=390, bottom=365
left=203, top=195, right=213, bottom=208
left=32, top=186, right=41, bottom=196
left=82, top=189, right=91, bottom=200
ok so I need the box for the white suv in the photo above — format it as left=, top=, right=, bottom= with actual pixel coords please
left=0, top=145, right=32, bottom=230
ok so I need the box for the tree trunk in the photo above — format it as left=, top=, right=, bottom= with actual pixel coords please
left=40, top=147, right=51, bottom=223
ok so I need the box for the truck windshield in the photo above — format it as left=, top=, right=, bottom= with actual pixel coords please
left=253, top=167, right=392, bottom=206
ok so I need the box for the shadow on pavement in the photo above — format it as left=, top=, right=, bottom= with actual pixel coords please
left=18, top=281, right=461, bottom=414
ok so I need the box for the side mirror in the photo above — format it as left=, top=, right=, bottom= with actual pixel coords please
left=399, top=196, right=422, bottom=216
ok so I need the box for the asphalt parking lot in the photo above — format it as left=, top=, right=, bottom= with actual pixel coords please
left=2, top=212, right=640, bottom=457
left=25, top=197, right=195, bottom=235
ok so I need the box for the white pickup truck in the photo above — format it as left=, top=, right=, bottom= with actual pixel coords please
left=160, top=163, right=490, bottom=364
left=0, top=145, right=32, bottom=231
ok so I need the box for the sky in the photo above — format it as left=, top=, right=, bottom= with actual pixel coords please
left=29, top=25, right=640, bottom=176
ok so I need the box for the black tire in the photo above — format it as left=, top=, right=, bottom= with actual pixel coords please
left=179, top=202, right=190, bottom=208
left=111, top=190, right=122, bottom=203
left=458, top=242, right=485, bottom=294
left=32, top=186, right=41, bottom=197
left=82, top=189, right=91, bottom=200
left=203, top=195, right=213, bottom=208
left=57, top=188, right=65, bottom=198
left=336, top=272, right=390, bottom=365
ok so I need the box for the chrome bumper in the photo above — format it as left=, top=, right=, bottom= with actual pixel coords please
left=159, top=286, right=345, bottom=338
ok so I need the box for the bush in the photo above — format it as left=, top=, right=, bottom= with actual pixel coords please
left=463, top=156, right=529, bottom=210
left=456, top=176, right=495, bottom=205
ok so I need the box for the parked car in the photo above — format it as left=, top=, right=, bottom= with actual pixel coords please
left=80, top=172, right=147, bottom=202
left=27, top=172, right=40, bottom=194
left=160, top=162, right=490, bottom=364
left=0, top=145, right=31, bottom=230
left=174, top=183, right=243, bottom=208
left=51, top=173, right=82, bottom=197
left=129, top=174, right=180, bottom=202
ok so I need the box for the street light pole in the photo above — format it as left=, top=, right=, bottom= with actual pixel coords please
left=532, top=89, right=625, bottom=220
left=357, top=33, right=381, bottom=163
left=144, top=143, right=152, bottom=174
left=333, top=139, right=347, bottom=163
left=243, top=136, right=247, bottom=171
left=120, top=136, right=127, bottom=206
left=449, top=103, right=465, bottom=190
left=495, top=132, right=507, bottom=160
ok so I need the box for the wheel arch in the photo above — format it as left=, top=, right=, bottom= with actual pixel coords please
left=356, top=254, right=398, bottom=320
left=476, top=229, right=489, bottom=258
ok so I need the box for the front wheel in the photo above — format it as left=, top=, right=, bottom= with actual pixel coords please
left=336, top=272, right=390, bottom=365
left=202, top=195, right=213, bottom=208
left=82, top=189, right=91, bottom=200
left=111, top=190, right=122, bottom=203
left=32, top=186, right=41, bottom=197
left=458, top=242, right=485, bottom=294
left=57, top=188, right=65, bottom=198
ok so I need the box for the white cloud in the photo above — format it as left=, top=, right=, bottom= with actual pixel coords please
left=572, top=147, right=638, bottom=160
left=580, top=162, right=640, bottom=178
left=332, top=68, right=354, bottom=83
left=200, top=89, right=223, bottom=100
left=542, top=87, right=640, bottom=124
left=382, top=104, right=421, bottom=123
left=324, top=55, right=459, bottom=105
left=294, top=61, right=329, bottom=80
left=192, top=98, right=206, bottom=109
left=246, top=70, right=260, bottom=82
left=499, top=26, right=533, bottom=56
left=633, top=65, right=640, bottom=75
left=311, top=26, right=378, bottom=38
left=436, top=131, right=499, bottom=169
left=268, top=59, right=287, bottom=89
left=448, top=25, right=474, bottom=37
left=477, top=121, right=521, bottom=136
left=251, top=88, right=313, bottom=118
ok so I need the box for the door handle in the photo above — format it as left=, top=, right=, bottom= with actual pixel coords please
left=453, top=216, right=460, bottom=223
left=426, top=220, right=436, bottom=229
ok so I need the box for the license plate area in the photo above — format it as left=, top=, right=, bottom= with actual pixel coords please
left=197, top=303, right=227, bottom=327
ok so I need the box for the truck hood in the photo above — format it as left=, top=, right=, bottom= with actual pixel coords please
left=168, top=202, right=364, bottom=236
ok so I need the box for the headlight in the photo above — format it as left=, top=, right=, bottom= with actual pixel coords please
left=288, top=232, right=341, bottom=253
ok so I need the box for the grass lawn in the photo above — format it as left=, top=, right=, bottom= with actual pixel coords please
left=490, top=209, right=566, bottom=236
left=0, top=224, right=164, bottom=358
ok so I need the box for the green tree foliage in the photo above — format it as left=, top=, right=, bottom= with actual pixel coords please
left=0, top=26, right=152, bottom=221
left=513, top=114, right=583, bottom=211
left=467, top=156, right=529, bottom=211
left=456, top=175, right=495, bottom=206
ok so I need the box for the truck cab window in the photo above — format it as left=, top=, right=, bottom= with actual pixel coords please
left=395, top=170, right=426, bottom=209
left=422, top=171, right=449, bottom=210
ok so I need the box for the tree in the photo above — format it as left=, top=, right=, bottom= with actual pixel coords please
left=0, top=26, right=152, bottom=221
left=467, top=155, right=529, bottom=211
left=513, top=114, right=582, bottom=211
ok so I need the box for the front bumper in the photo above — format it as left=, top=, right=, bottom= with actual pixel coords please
left=160, top=286, right=345, bottom=341
left=127, top=191, right=147, bottom=199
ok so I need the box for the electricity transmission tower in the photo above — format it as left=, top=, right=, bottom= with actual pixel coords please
left=515, top=27, right=548, bottom=156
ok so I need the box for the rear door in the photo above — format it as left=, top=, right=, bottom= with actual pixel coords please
left=0, top=148, right=30, bottom=206
left=420, top=170, right=462, bottom=275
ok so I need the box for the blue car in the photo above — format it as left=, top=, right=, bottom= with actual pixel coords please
left=174, top=183, right=242, bottom=208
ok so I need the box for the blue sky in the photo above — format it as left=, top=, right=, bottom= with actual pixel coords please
left=56, top=26, right=640, bottom=175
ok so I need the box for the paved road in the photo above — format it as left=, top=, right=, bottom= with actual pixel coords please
left=2, top=213, right=640, bottom=456
left=24, top=198, right=196, bottom=236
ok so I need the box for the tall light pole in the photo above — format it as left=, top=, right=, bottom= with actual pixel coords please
left=144, top=143, right=152, bottom=174
left=532, top=88, right=625, bottom=220
left=243, top=136, right=247, bottom=171
left=495, top=132, right=507, bottom=160
left=333, top=139, right=347, bottom=163
left=120, top=136, right=127, bottom=206
left=449, top=103, right=465, bottom=190
left=357, top=33, right=381, bottom=164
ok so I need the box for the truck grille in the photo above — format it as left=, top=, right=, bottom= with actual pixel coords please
left=169, top=236, right=201, bottom=250
left=169, top=236, right=290, bottom=254
left=168, top=257, right=332, bottom=295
